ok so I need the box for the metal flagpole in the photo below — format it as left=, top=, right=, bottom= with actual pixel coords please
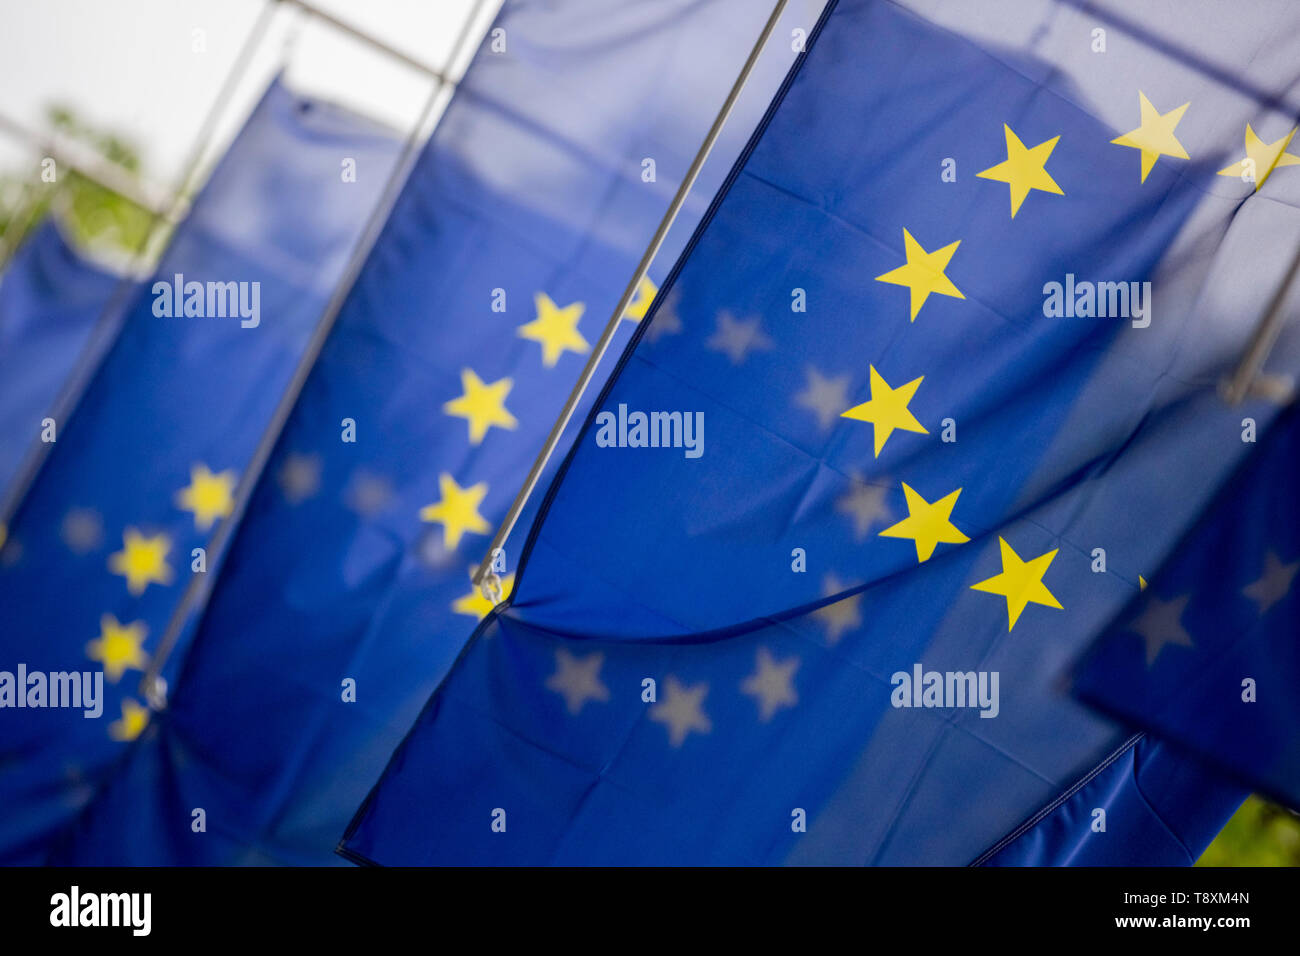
left=281, top=0, right=451, bottom=83
left=138, top=0, right=497, bottom=702
left=139, top=0, right=288, bottom=246
left=0, top=111, right=171, bottom=221
left=0, top=0, right=281, bottom=536
left=471, top=0, right=791, bottom=598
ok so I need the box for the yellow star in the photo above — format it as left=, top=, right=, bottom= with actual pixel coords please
left=878, top=482, right=969, bottom=563
left=452, top=572, right=516, bottom=620
left=977, top=124, right=1065, bottom=217
left=85, top=613, right=148, bottom=683
left=1216, top=123, right=1300, bottom=191
left=108, top=528, right=173, bottom=595
left=175, top=463, right=236, bottom=531
left=841, top=366, right=928, bottom=456
left=623, top=276, right=657, bottom=322
left=1110, top=92, right=1190, bottom=183
left=875, top=229, right=964, bottom=321
left=1139, top=575, right=1148, bottom=591
left=443, top=369, right=518, bottom=445
left=109, top=698, right=150, bottom=741
left=518, top=292, right=588, bottom=367
left=418, top=473, right=490, bottom=550
left=970, top=536, right=1063, bottom=630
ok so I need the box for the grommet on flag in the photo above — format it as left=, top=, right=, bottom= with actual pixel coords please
left=479, top=572, right=503, bottom=607
left=142, top=674, right=168, bottom=712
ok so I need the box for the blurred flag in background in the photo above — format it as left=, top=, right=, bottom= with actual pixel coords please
left=0, top=79, right=401, bottom=863
left=342, top=0, right=1300, bottom=865
left=0, top=220, right=122, bottom=502
left=1074, top=397, right=1300, bottom=812
left=53, top=0, right=824, bottom=865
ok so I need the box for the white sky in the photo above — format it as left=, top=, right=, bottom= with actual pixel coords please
left=0, top=0, right=501, bottom=197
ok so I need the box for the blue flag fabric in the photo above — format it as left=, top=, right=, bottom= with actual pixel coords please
left=0, top=79, right=401, bottom=864
left=0, top=221, right=122, bottom=503
left=341, top=0, right=1300, bottom=864
left=978, top=735, right=1246, bottom=866
left=1073, top=398, right=1300, bottom=811
left=52, top=0, right=812, bottom=865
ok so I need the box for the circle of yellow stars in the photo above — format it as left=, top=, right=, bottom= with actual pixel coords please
left=818, top=91, right=1300, bottom=641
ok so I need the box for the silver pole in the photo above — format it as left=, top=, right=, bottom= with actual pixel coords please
left=156, top=0, right=287, bottom=231
left=472, top=0, right=791, bottom=594
left=283, top=0, right=451, bottom=83
left=0, top=113, right=170, bottom=219
left=139, top=0, right=497, bottom=698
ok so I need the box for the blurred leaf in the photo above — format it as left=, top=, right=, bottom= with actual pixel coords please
left=63, top=170, right=153, bottom=249
left=46, top=103, right=78, bottom=133
left=2, top=106, right=150, bottom=256
left=1197, top=795, right=1300, bottom=867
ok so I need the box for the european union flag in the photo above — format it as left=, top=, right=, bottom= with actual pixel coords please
left=53, top=0, right=810, bottom=865
left=0, top=220, right=122, bottom=501
left=1074, top=397, right=1300, bottom=811
left=0, top=79, right=400, bottom=863
left=342, top=0, right=1300, bottom=864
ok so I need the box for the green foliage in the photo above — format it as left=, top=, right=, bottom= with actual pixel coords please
left=47, top=103, right=141, bottom=174
left=1197, top=795, right=1300, bottom=867
left=59, top=169, right=156, bottom=251
left=0, top=104, right=153, bottom=256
